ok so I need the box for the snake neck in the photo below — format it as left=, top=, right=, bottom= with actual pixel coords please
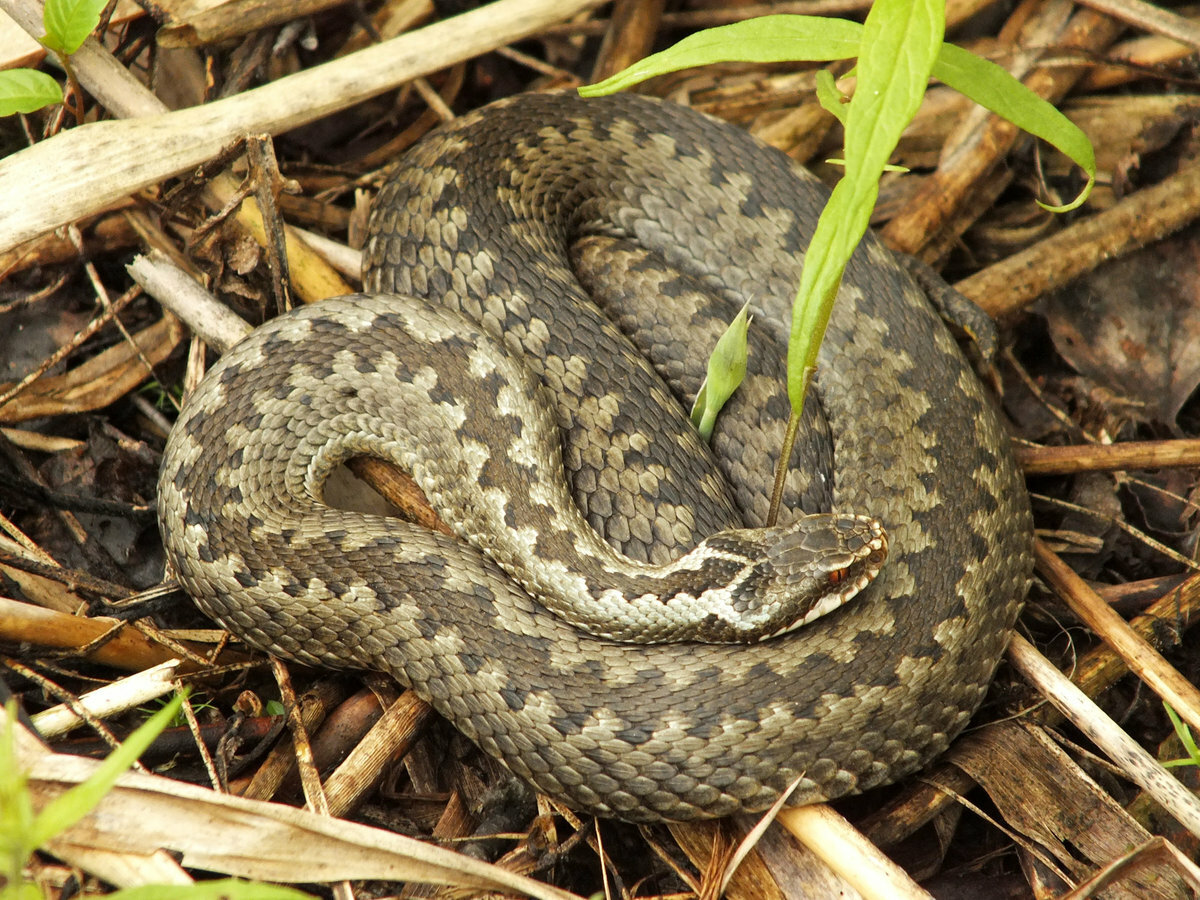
left=583, top=517, right=888, bottom=643
left=286, top=300, right=890, bottom=644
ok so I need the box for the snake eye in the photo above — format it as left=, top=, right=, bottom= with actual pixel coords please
left=828, top=567, right=848, bottom=586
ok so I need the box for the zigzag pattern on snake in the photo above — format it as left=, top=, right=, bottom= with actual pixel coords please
left=157, top=91, right=1033, bottom=822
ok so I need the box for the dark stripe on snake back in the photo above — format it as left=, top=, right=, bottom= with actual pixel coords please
left=158, top=91, right=1032, bottom=821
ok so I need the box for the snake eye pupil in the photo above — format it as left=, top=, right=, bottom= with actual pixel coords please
left=829, top=568, right=847, bottom=586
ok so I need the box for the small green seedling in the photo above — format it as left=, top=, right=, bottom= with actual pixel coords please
left=1162, top=703, right=1200, bottom=769
left=583, top=2, right=1095, bottom=520
left=0, top=0, right=110, bottom=118
left=691, top=303, right=750, bottom=443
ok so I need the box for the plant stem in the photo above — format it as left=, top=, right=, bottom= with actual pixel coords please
left=767, top=406, right=803, bottom=527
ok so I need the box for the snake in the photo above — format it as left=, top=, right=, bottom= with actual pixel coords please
left=157, top=91, right=1033, bottom=823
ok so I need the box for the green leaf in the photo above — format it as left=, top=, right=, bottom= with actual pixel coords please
left=786, top=0, right=943, bottom=411
left=814, top=68, right=849, bottom=126
left=690, top=303, right=751, bottom=442
left=108, top=879, right=314, bottom=900
left=0, top=69, right=63, bottom=116
left=580, top=15, right=863, bottom=96
left=1, top=701, right=37, bottom=879
left=42, top=0, right=108, bottom=55
left=27, top=691, right=187, bottom=848
left=932, top=42, right=1095, bottom=211
left=1164, top=702, right=1200, bottom=767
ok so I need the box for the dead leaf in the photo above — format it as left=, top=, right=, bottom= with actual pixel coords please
left=0, top=315, right=185, bottom=423
left=950, top=720, right=1190, bottom=900
left=1041, top=223, right=1200, bottom=425
left=15, top=713, right=581, bottom=900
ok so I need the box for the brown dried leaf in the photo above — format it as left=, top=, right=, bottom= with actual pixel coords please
left=0, top=315, right=184, bottom=423
left=1041, top=223, right=1200, bottom=425
left=950, top=721, right=1190, bottom=899
left=15, top=718, right=581, bottom=899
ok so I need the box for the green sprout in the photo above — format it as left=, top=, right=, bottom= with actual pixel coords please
left=0, top=0, right=110, bottom=118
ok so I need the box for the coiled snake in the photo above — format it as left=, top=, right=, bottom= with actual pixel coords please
left=158, top=91, right=1033, bottom=822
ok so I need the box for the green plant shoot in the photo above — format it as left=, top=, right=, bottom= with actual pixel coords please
left=691, top=303, right=751, bottom=442
left=0, top=0, right=109, bottom=117
left=783, top=0, right=943, bottom=414
left=1163, top=702, right=1200, bottom=769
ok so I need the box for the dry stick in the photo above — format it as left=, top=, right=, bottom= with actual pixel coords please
left=269, top=658, right=355, bottom=900
left=5, top=0, right=572, bottom=304
left=31, top=659, right=181, bottom=739
left=0, top=0, right=609, bottom=254
left=1015, top=438, right=1200, bottom=476
left=155, top=0, right=364, bottom=48
left=1073, top=0, right=1200, bottom=49
left=956, top=161, right=1200, bottom=317
left=1007, top=634, right=1200, bottom=840
left=322, top=692, right=433, bottom=818
left=5, top=657, right=126, bottom=755
left=0, top=594, right=245, bottom=672
left=127, top=253, right=251, bottom=352
left=778, top=805, right=933, bottom=900
left=178, top=687, right=223, bottom=792
left=1034, top=539, right=1200, bottom=737
left=590, top=0, right=667, bottom=84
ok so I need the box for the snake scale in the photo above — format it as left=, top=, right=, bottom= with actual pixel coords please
left=158, top=91, right=1033, bottom=822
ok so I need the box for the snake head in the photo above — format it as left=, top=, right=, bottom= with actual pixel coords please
left=679, top=513, right=888, bottom=644
left=760, top=513, right=888, bottom=636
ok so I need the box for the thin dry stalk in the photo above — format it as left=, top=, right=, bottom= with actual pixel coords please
left=1007, top=635, right=1200, bottom=840
left=1015, top=438, right=1200, bottom=476
left=1035, top=539, right=1200, bottom=738
left=31, top=659, right=181, bottom=739
left=778, top=804, right=932, bottom=899
left=0, top=0, right=609, bottom=253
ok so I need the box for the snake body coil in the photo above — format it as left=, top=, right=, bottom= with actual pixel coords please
left=158, top=92, right=1033, bottom=822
